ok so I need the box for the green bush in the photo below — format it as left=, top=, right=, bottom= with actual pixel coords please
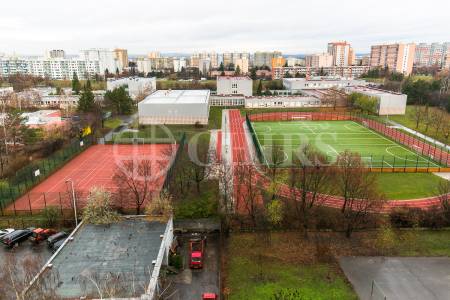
left=169, top=253, right=183, bottom=269
left=42, top=206, right=60, bottom=227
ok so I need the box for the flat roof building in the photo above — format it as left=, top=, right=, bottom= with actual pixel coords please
left=216, top=76, right=253, bottom=97
left=138, top=90, right=210, bottom=125
left=25, top=217, right=174, bottom=299
left=283, top=77, right=367, bottom=91
left=345, top=86, right=407, bottom=115
left=107, top=77, right=156, bottom=100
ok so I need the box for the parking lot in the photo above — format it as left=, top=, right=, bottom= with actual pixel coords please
left=165, top=233, right=220, bottom=300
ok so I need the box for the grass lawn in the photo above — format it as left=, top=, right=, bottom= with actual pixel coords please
left=384, top=106, right=450, bottom=145
left=225, top=233, right=357, bottom=300
left=49, top=79, right=106, bottom=90
left=224, top=230, right=450, bottom=299
left=208, top=107, right=223, bottom=129
left=103, top=117, right=122, bottom=129
left=275, top=170, right=445, bottom=200
left=376, top=173, right=447, bottom=200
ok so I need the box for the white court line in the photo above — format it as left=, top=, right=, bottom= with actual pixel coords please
left=352, top=121, right=440, bottom=167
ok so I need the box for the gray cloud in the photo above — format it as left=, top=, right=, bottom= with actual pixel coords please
left=1, top=0, right=449, bottom=55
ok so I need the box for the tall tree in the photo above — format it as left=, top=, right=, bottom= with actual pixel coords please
left=235, top=65, right=241, bottom=76
left=287, top=145, right=332, bottom=237
left=256, top=80, right=263, bottom=96
left=104, top=86, right=133, bottom=115
left=334, top=151, right=384, bottom=237
left=71, top=72, right=81, bottom=95
left=77, top=84, right=95, bottom=113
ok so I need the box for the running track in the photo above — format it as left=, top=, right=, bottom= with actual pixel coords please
left=227, top=109, right=442, bottom=212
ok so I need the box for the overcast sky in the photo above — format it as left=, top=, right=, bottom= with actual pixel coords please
left=1, top=0, right=449, bottom=55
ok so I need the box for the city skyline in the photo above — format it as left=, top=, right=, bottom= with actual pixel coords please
left=1, top=0, right=449, bottom=55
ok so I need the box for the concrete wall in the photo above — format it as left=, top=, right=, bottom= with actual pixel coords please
left=378, top=93, right=407, bottom=115
left=217, top=77, right=253, bottom=96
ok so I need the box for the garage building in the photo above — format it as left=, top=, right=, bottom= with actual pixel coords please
left=138, top=90, right=210, bottom=125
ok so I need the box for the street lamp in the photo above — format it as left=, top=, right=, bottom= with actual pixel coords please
left=65, top=179, right=78, bottom=227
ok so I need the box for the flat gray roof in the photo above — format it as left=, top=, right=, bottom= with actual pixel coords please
left=142, top=90, right=210, bottom=104
left=49, top=218, right=167, bottom=299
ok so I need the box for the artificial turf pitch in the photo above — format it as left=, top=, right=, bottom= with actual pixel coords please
left=252, top=120, right=441, bottom=168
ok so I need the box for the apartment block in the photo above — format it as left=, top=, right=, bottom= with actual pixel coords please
left=327, top=41, right=354, bottom=67
left=114, top=48, right=129, bottom=70
left=253, top=51, right=282, bottom=68
left=271, top=57, right=286, bottom=70
left=414, top=42, right=450, bottom=69
left=370, top=43, right=416, bottom=75
left=305, top=53, right=333, bottom=68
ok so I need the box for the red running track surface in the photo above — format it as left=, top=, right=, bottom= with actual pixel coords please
left=9, top=144, right=177, bottom=211
left=216, top=130, right=222, bottom=163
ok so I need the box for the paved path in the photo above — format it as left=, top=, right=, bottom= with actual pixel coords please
left=386, top=119, right=450, bottom=151
left=340, top=257, right=450, bottom=300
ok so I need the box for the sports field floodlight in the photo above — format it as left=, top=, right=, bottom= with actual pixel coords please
left=65, top=179, right=78, bottom=227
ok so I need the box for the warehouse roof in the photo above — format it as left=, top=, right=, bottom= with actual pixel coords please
left=141, top=90, right=210, bottom=104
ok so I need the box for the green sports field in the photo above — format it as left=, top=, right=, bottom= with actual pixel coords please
left=251, top=120, right=441, bottom=168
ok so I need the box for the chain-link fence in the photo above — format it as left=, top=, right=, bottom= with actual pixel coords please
left=246, top=111, right=450, bottom=171
left=0, top=135, right=94, bottom=213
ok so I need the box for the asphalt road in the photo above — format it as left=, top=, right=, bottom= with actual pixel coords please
left=165, top=233, right=220, bottom=300
left=339, top=256, right=450, bottom=300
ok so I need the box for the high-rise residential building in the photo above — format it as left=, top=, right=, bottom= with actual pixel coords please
left=191, top=52, right=219, bottom=69
left=80, top=48, right=119, bottom=74
left=253, top=51, right=282, bottom=68
left=327, top=41, right=354, bottom=67
left=414, top=42, right=450, bottom=69
left=221, top=52, right=250, bottom=68
left=271, top=57, right=286, bottom=70
left=305, top=53, right=333, bottom=68
left=172, top=58, right=187, bottom=72
left=114, top=48, right=129, bottom=70
left=198, top=58, right=211, bottom=75
left=148, top=52, right=161, bottom=59
left=46, top=50, right=65, bottom=59
left=233, top=57, right=249, bottom=74
left=136, top=57, right=152, bottom=75
left=370, top=43, right=416, bottom=75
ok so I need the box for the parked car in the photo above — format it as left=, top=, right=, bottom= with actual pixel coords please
left=1, top=228, right=34, bottom=247
left=0, top=228, right=14, bottom=239
left=29, top=228, right=57, bottom=243
left=202, top=293, right=217, bottom=300
left=189, top=234, right=206, bottom=269
left=50, top=237, right=67, bottom=253
left=47, top=231, right=67, bottom=248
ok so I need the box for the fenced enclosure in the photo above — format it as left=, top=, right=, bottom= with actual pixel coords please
left=0, top=135, right=94, bottom=213
left=246, top=111, right=450, bottom=172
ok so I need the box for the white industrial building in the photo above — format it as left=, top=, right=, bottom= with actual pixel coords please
left=283, top=77, right=367, bottom=92
left=245, top=96, right=320, bottom=108
left=209, top=94, right=245, bottom=106
left=107, top=77, right=156, bottom=100
left=216, top=76, right=253, bottom=97
left=138, top=90, right=210, bottom=125
left=345, top=86, right=407, bottom=115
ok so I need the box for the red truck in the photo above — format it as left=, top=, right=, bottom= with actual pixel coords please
left=189, top=235, right=206, bottom=269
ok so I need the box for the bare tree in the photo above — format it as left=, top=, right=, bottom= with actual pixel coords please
left=82, top=186, right=119, bottom=224
left=334, top=151, right=385, bottom=237
left=234, top=163, right=264, bottom=227
left=410, top=105, right=425, bottom=129
left=113, top=159, right=158, bottom=214
left=0, top=252, right=60, bottom=300
left=287, top=145, right=333, bottom=238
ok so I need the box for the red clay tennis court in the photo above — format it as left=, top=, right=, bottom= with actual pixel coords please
left=8, top=144, right=177, bottom=211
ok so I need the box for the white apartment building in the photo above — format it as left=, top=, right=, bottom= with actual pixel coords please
left=253, top=51, right=282, bottom=68
left=283, top=77, right=367, bottom=92
left=286, top=57, right=305, bottom=67
left=80, top=48, right=119, bottom=74
left=136, top=57, right=152, bottom=75
left=216, top=76, right=253, bottom=96
left=1, top=48, right=121, bottom=80
left=107, top=77, right=156, bottom=100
